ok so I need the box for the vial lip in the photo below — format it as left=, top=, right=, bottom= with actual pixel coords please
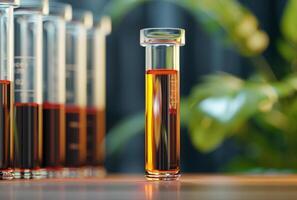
left=140, top=28, right=185, bottom=46
left=71, top=9, right=93, bottom=29
left=0, top=0, right=19, bottom=6
left=16, top=0, right=48, bottom=14
left=94, top=16, right=112, bottom=35
left=46, top=2, right=72, bottom=21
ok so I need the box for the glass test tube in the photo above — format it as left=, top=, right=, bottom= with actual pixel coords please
left=140, top=28, right=185, bottom=180
left=64, top=10, right=90, bottom=177
left=85, top=16, right=111, bottom=177
left=42, top=2, right=72, bottom=178
left=0, top=0, right=18, bottom=180
left=13, top=0, right=48, bottom=179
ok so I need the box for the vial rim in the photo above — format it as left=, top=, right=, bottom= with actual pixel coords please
left=140, top=28, right=185, bottom=46
left=46, top=2, right=72, bottom=21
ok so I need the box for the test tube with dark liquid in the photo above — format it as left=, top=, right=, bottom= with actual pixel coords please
left=13, top=0, right=48, bottom=179
left=42, top=2, right=72, bottom=177
left=0, top=0, right=18, bottom=180
left=85, top=17, right=111, bottom=177
left=64, top=10, right=91, bottom=177
left=140, top=28, right=185, bottom=180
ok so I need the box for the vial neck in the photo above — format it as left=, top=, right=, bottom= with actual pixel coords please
left=145, top=44, right=179, bottom=71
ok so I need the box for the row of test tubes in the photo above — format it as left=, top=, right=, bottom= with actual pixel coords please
left=0, top=0, right=111, bottom=179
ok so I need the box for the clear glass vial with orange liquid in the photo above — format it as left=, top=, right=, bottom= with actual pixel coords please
left=13, top=0, right=48, bottom=179
left=42, top=2, right=72, bottom=178
left=63, top=10, right=91, bottom=177
left=140, top=28, right=185, bottom=180
left=0, top=0, right=19, bottom=180
left=85, top=16, right=111, bottom=177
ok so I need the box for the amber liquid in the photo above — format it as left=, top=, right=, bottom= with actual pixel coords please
left=65, top=106, right=86, bottom=167
left=14, top=103, right=42, bottom=170
left=86, top=107, right=105, bottom=166
left=0, top=81, right=13, bottom=173
left=145, top=69, right=180, bottom=177
left=42, top=103, right=65, bottom=169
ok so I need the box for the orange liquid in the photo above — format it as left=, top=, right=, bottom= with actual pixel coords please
left=145, top=69, right=180, bottom=176
left=86, top=107, right=105, bottom=166
left=14, top=102, right=42, bottom=169
left=0, top=80, right=13, bottom=170
left=65, top=106, right=87, bottom=167
left=42, top=103, right=65, bottom=168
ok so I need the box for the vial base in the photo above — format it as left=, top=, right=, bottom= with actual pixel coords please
left=62, top=167, right=89, bottom=178
left=44, top=167, right=64, bottom=178
left=145, top=171, right=180, bottom=181
left=14, top=169, right=47, bottom=179
left=84, top=166, right=106, bottom=178
left=0, top=169, right=14, bottom=180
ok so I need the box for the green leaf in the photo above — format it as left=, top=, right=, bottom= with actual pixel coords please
left=103, top=0, right=149, bottom=24
left=106, top=112, right=144, bottom=156
left=281, top=0, right=297, bottom=44
left=168, top=0, right=269, bottom=56
left=185, top=73, right=284, bottom=153
left=254, top=110, right=289, bottom=132
left=276, top=39, right=297, bottom=61
left=181, top=98, right=191, bottom=126
left=188, top=113, right=231, bottom=152
left=189, top=73, right=244, bottom=106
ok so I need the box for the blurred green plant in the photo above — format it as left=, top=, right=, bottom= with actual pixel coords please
left=103, top=0, right=148, bottom=24
left=104, top=0, right=297, bottom=172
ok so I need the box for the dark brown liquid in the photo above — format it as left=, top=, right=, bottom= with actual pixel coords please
left=14, top=103, right=42, bottom=169
left=0, top=81, right=13, bottom=170
left=65, top=106, right=86, bottom=167
left=42, top=103, right=65, bottom=168
left=86, top=107, right=105, bottom=166
left=145, top=69, right=180, bottom=174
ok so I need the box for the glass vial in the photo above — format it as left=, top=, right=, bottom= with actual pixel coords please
left=140, top=28, right=185, bottom=180
left=85, top=16, right=111, bottom=177
left=64, top=10, right=91, bottom=177
left=13, top=0, right=48, bottom=179
left=0, top=0, right=19, bottom=180
left=42, top=2, right=72, bottom=178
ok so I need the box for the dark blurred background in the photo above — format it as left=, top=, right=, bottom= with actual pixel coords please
left=57, top=0, right=289, bottom=173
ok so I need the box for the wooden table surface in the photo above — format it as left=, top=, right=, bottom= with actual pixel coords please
left=1, top=174, right=297, bottom=199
